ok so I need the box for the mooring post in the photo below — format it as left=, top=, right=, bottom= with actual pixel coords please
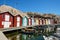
left=0, top=31, right=8, bottom=40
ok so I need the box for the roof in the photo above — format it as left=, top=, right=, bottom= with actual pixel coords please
left=0, top=5, right=58, bottom=19
left=26, top=12, right=42, bottom=18
left=27, top=12, right=42, bottom=16
left=0, top=5, right=25, bottom=17
left=42, top=14, right=56, bottom=18
left=21, top=12, right=29, bottom=18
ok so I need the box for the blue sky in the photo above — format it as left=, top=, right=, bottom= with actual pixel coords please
left=0, top=0, right=60, bottom=15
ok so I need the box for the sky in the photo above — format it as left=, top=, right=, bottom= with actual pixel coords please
left=0, top=0, right=60, bottom=15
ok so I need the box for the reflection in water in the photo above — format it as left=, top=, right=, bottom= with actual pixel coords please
left=5, top=27, right=55, bottom=40
left=22, top=34, right=27, bottom=40
left=6, top=33, right=44, bottom=40
left=4, top=25, right=56, bottom=40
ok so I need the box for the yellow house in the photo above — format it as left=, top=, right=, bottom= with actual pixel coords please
left=35, top=18, right=39, bottom=25
left=45, top=19, right=49, bottom=25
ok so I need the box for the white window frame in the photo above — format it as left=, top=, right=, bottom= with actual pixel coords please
left=17, top=17, right=20, bottom=21
left=17, top=22, right=20, bottom=27
left=5, top=15, right=10, bottom=21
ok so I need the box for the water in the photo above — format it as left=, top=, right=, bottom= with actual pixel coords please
left=4, top=25, right=57, bottom=40
left=5, top=32, right=44, bottom=40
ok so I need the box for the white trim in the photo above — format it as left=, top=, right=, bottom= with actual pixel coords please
left=32, top=18, right=35, bottom=25
left=48, top=19, right=51, bottom=24
left=2, top=21, right=11, bottom=28
left=17, top=17, right=20, bottom=21
left=29, top=19, right=31, bottom=25
left=5, top=15, right=10, bottom=21
left=40, top=20, right=42, bottom=25
left=17, top=22, right=20, bottom=27
left=36, top=19, right=39, bottom=25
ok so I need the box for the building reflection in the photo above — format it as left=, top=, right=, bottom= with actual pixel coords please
left=8, top=33, right=33, bottom=40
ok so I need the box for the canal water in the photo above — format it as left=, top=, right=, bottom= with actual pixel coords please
left=4, top=25, right=57, bottom=40
left=4, top=32, right=44, bottom=40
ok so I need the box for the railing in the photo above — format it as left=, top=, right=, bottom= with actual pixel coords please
left=0, top=24, right=60, bottom=32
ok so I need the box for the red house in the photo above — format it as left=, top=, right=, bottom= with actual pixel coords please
left=14, top=15, right=22, bottom=27
left=0, top=12, right=14, bottom=28
left=42, top=19, right=46, bottom=25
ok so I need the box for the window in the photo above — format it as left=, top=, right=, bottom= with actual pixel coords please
left=17, top=22, right=20, bottom=27
left=17, top=17, right=20, bottom=21
left=5, top=15, right=10, bottom=21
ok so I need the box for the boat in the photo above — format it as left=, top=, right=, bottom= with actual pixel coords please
left=21, top=28, right=35, bottom=34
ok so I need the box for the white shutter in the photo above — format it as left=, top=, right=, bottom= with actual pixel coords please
left=2, top=21, right=11, bottom=28
left=17, top=22, right=20, bottom=27
left=17, top=17, right=20, bottom=21
left=40, top=20, right=42, bottom=25
left=48, top=19, right=50, bottom=24
left=5, top=15, right=10, bottom=21
left=29, top=19, right=31, bottom=25
left=32, top=18, right=35, bottom=25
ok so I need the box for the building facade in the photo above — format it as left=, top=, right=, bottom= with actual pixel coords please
left=14, top=15, right=22, bottom=27
left=0, top=12, right=14, bottom=28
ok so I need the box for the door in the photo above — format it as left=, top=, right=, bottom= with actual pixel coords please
left=24, top=18, right=27, bottom=26
left=36, top=19, right=39, bottom=25
left=48, top=19, right=50, bottom=24
left=17, top=17, right=20, bottom=27
left=17, top=22, right=20, bottom=27
left=23, top=17, right=27, bottom=26
left=32, top=18, right=35, bottom=25
left=29, top=19, right=31, bottom=25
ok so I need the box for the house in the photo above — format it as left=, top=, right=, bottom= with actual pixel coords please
left=22, top=16, right=28, bottom=26
left=27, top=12, right=43, bottom=25
left=22, top=13, right=32, bottom=26
left=0, top=5, right=23, bottom=28
left=42, top=14, right=55, bottom=25
left=14, top=15, right=22, bottom=27
left=35, top=18, right=40, bottom=25
left=0, top=5, right=58, bottom=28
left=0, top=12, right=14, bottom=28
